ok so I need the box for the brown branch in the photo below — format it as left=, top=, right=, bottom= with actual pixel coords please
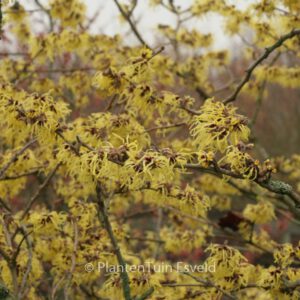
left=82, top=7, right=102, bottom=31
left=223, top=28, right=300, bottom=104
left=29, top=67, right=98, bottom=74
left=115, top=187, right=272, bottom=254
left=183, top=163, right=300, bottom=210
left=0, top=197, right=12, bottom=212
left=112, top=0, right=150, bottom=48
left=51, top=275, right=66, bottom=300
left=250, top=79, right=268, bottom=128
left=54, top=134, right=277, bottom=259
left=0, top=139, right=37, bottom=180
left=162, top=283, right=206, bottom=287
left=120, top=208, right=157, bottom=221
left=176, top=72, right=210, bottom=102
left=0, top=247, right=10, bottom=264
left=126, top=236, right=164, bottom=244
left=76, top=135, right=94, bottom=151
left=143, top=122, right=187, bottom=133
left=12, top=49, right=43, bottom=83
left=180, top=105, right=201, bottom=115
left=33, top=0, right=54, bottom=31
left=11, top=229, right=33, bottom=265
left=17, top=226, right=33, bottom=299
left=128, top=0, right=138, bottom=17
left=79, top=285, right=106, bottom=300
left=3, top=8, right=47, bottom=14
left=195, top=86, right=210, bottom=100
left=20, top=164, right=60, bottom=220
left=134, top=287, right=155, bottom=300
left=250, top=51, right=281, bottom=128
left=64, top=219, right=79, bottom=300
left=0, top=218, right=19, bottom=296
left=179, top=271, right=237, bottom=300
left=0, top=52, right=28, bottom=56
left=21, top=47, right=164, bottom=75
left=96, top=185, right=132, bottom=300
left=212, top=79, right=237, bottom=95
left=56, top=131, right=81, bottom=156
left=56, top=131, right=300, bottom=213
left=0, top=169, right=40, bottom=181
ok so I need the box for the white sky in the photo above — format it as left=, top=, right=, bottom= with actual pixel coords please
left=84, top=0, right=232, bottom=49
left=17, top=0, right=256, bottom=50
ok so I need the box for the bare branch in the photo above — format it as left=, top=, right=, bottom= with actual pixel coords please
left=250, top=52, right=281, bottom=128
left=0, top=198, right=12, bottom=212
left=33, top=0, right=54, bottom=31
left=223, top=28, right=300, bottom=104
left=20, top=164, right=60, bottom=220
left=112, top=0, right=150, bottom=48
left=134, top=287, right=155, bottom=300
left=0, top=217, right=19, bottom=295
left=17, top=226, right=33, bottom=299
left=183, top=163, right=300, bottom=209
left=0, top=169, right=40, bottom=181
left=96, top=185, right=132, bottom=300
left=179, top=270, right=237, bottom=300
left=0, top=139, right=37, bottom=180
left=64, top=219, right=79, bottom=300
left=143, top=122, right=187, bottom=133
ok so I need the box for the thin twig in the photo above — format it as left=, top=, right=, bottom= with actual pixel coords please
left=112, top=0, right=150, bottom=48
left=34, top=0, right=54, bottom=31
left=20, top=164, right=60, bottom=220
left=134, top=287, right=155, bottom=300
left=0, top=52, right=28, bottom=56
left=120, top=208, right=156, bottom=221
left=250, top=51, right=281, bottom=128
left=126, top=236, right=164, bottom=244
left=0, top=197, right=12, bottom=212
left=0, top=169, right=40, bottom=181
left=143, top=122, right=186, bottom=133
left=1, top=218, right=19, bottom=295
left=183, top=163, right=300, bottom=208
left=11, top=229, right=33, bottom=264
left=3, top=8, right=47, bottom=14
left=223, top=28, right=300, bottom=104
left=0, top=139, right=37, bottom=180
left=51, top=275, right=66, bottom=300
left=179, top=270, right=237, bottom=300
left=17, top=226, right=33, bottom=299
left=96, top=185, right=132, bottom=300
left=64, top=219, right=79, bottom=300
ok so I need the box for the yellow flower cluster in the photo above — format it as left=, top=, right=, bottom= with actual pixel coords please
left=191, top=99, right=250, bottom=152
left=0, top=0, right=299, bottom=299
left=50, top=0, right=86, bottom=27
left=243, top=201, right=275, bottom=224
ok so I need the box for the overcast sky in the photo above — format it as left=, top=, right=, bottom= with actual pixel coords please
left=19, top=0, right=256, bottom=50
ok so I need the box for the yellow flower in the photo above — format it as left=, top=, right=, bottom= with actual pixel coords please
left=243, top=201, right=275, bottom=224
left=190, top=99, right=250, bottom=152
left=274, top=243, right=294, bottom=267
left=50, top=0, right=86, bottom=27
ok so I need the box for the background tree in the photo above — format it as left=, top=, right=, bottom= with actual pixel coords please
left=0, top=0, right=300, bottom=299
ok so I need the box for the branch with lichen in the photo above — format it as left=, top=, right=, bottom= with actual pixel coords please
left=183, top=163, right=300, bottom=210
